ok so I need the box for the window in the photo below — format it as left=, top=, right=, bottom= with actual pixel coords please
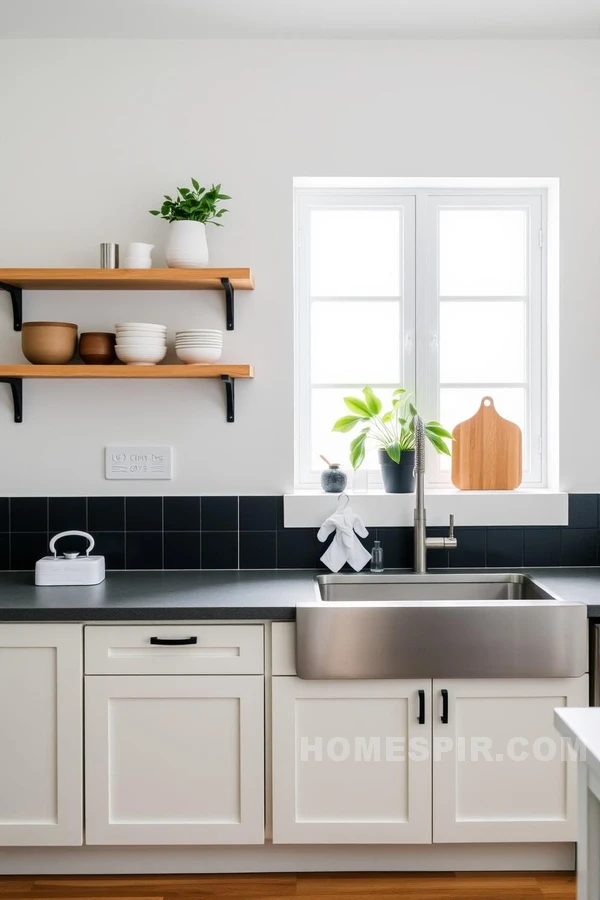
left=295, top=184, right=547, bottom=489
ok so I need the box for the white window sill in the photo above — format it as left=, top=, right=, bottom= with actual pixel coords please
left=284, top=490, right=568, bottom=528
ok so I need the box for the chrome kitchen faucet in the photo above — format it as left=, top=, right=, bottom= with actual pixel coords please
left=413, top=415, right=458, bottom=573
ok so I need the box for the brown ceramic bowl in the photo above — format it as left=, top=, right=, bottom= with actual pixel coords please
left=21, top=321, right=78, bottom=365
left=79, top=332, right=117, bottom=365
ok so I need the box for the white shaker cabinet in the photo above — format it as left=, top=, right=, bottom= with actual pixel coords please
left=272, top=677, right=432, bottom=843
left=85, top=674, right=264, bottom=845
left=432, top=676, right=589, bottom=843
left=0, top=624, right=83, bottom=846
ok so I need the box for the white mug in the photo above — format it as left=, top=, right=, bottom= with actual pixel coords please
left=124, top=243, right=154, bottom=269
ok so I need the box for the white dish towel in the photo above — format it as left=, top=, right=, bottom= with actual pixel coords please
left=317, top=503, right=371, bottom=573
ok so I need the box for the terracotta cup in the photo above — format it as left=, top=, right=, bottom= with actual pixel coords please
left=79, top=332, right=117, bottom=365
left=21, top=321, right=78, bottom=365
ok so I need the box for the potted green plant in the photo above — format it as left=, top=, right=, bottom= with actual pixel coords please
left=332, top=386, right=453, bottom=493
left=150, top=179, right=230, bottom=268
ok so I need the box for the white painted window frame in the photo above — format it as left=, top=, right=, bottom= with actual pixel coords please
left=294, top=183, right=549, bottom=493
left=294, top=189, right=416, bottom=490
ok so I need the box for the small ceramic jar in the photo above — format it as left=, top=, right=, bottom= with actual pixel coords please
left=321, top=463, right=348, bottom=493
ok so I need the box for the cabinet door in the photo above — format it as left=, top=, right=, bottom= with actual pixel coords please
left=432, top=675, right=589, bottom=843
left=0, top=624, right=83, bottom=846
left=85, top=675, right=264, bottom=845
left=272, top=677, right=432, bottom=843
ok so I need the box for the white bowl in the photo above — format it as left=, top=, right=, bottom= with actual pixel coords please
left=116, top=345, right=167, bottom=365
left=176, top=329, right=222, bottom=335
left=175, top=343, right=223, bottom=349
left=117, top=331, right=166, bottom=338
left=116, top=322, right=167, bottom=332
left=117, top=335, right=167, bottom=343
left=176, top=346, right=222, bottom=364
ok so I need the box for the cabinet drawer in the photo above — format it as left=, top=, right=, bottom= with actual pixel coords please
left=85, top=625, right=264, bottom=675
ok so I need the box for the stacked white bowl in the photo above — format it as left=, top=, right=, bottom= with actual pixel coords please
left=115, top=322, right=167, bottom=365
left=175, top=329, right=223, bottom=365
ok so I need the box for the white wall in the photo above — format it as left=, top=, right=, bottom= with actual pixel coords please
left=0, top=39, right=598, bottom=496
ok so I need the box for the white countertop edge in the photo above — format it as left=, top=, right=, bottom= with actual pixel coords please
left=554, top=708, right=600, bottom=779
left=285, top=491, right=568, bottom=528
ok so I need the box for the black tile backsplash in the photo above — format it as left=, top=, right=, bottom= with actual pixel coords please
left=202, top=531, right=238, bottom=569
left=240, top=531, right=277, bottom=569
left=126, top=531, right=163, bottom=569
left=1, top=494, right=600, bottom=572
left=88, top=496, right=125, bottom=532
left=49, top=497, right=87, bottom=533
left=125, top=497, right=163, bottom=532
left=164, top=497, right=201, bottom=532
left=10, top=498, right=47, bottom=532
left=164, top=531, right=201, bottom=569
left=201, top=497, right=238, bottom=531
left=486, top=528, right=523, bottom=568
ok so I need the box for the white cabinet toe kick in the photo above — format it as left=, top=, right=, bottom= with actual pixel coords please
left=0, top=620, right=589, bottom=873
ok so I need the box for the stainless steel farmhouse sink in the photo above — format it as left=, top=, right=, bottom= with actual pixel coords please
left=317, top=572, right=554, bottom=603
left=295, top=573, right=587, bottom=680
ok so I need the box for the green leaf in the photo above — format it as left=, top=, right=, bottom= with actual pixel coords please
left=344, top=396, right=372, bottom=417
left=408, top=402, right=418, bottom=417
left=349, top=433, right=367, bottom=470
left=332, top=415, right=363, bottom=433
left=382, top=411, right=393, bottom=423
left=149, top=210, right=160, bottom=216
left=191, top=177, right=200, bottom=191
left=427, top=434, right=452, bottom=456
left=362, top=386, right=382, bottom=415
left=426, top=423, right=454, bottom=439
left=386, top=441, right=402, bottom=463
left=218, top=193, right=231, bottom=200
left=392, top=388, right=407, bottom=397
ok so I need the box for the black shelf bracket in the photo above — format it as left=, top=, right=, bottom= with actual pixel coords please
left=0, top=282, right=23, bottom=331
left=0, top=377, right=23, bottom=423
left=221, top=277, right=234, bottom=331
left=221, top=375, right=235, bottom=423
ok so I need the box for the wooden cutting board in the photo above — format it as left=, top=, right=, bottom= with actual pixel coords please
left=451, top=396, right=522, bottom=490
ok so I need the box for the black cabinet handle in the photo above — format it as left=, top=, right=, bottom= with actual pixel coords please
left=150, top=636, right=198, bottom=646
left=441, top=688, right=449, bottom=724
left=417, top=689, right=425, bottom=724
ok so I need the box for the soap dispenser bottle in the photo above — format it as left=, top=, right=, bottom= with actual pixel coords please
left=370, top=540, right=384, bottom=573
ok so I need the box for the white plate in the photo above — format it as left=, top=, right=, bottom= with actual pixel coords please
left=116, top=322, right=167, bottom=331
left=176, top=329, right=222, bottom=335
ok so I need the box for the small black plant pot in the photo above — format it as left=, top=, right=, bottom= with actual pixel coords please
left=378, top=449, right=416, bottom=493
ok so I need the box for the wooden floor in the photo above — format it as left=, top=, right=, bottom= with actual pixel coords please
left=0, top=872, right=576, bottom=900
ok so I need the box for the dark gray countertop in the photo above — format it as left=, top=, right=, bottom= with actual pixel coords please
left=0, top=568, right=599, bottom=621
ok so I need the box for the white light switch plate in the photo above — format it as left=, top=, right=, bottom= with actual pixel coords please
left=105, top=446, right=172, bottom=480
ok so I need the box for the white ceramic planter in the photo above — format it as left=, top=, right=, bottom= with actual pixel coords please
left=165, top=221, right=209, bottom=268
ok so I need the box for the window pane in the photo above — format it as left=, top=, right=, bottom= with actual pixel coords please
left=311, top=387, right=396, bottom=472
left=311, top=301, right=401, bottom=384
left=439, top=209, right=527, bottom=296
left=440, top=301, right=526, bottom=383
left=439, top=387, right=526, bottom=473
left=310, top=209, right=401, bottom=297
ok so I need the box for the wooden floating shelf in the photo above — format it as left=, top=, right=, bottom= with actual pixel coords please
left=0, top=365, right=254, bottom=379
left=0, top=268, right=254, bottom=290
left=0, top=365, right=254, bottom=424
left=0, top=268, right=254, bottom=331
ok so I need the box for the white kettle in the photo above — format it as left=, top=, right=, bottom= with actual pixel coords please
left=35, top=531, right=106, bottom=586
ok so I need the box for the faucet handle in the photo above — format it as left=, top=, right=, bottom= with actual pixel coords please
left=448, top=514, right=455, bottom=539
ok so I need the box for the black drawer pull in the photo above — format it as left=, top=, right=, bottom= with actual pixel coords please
left=441, top=688, right=449, bottom=724
left=150, top=636, right=198, bottom=646
left=417, top=689, right=425, bottom=724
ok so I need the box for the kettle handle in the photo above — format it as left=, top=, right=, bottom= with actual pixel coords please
left=49, top=530, right=95, bottom=558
